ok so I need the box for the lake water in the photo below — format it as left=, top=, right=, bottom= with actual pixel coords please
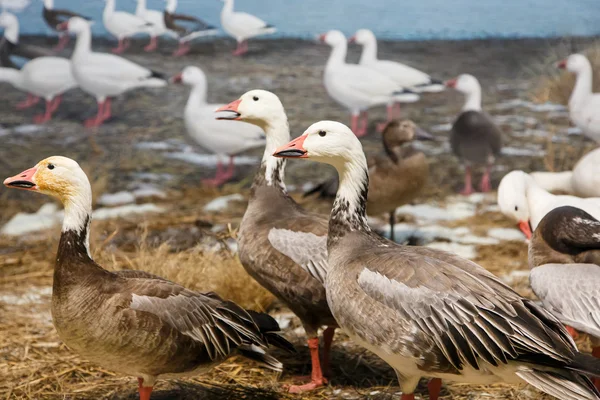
left=8, top=0, right=600, bottom=40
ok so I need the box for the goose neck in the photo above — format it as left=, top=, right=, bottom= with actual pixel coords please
left=462, top=87, right=482, bottom=112
left=326, top=42, right=347, bottom=70
left=166, top=0, right=177, bottom=13
left=104, top=0, right=115, bottom=17
left=570, top=64, right=593, bottom=108
left=254, top=115, right=289, bottom=190
left=359, top=39, right=377, bottom=64
left=136, top=0, right=147, bottom=15
left=72, top=28, right=92, bottom=59
left=58, top=182, right=94, bottom=262
left=3, top=21, right=19, bottom=44
left=221, top=0, right=234, bottom=15
left=185, top=84, right=207, bottom=111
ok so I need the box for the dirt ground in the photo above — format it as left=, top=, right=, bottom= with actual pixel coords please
left=0, top=35, right=599, bottom=399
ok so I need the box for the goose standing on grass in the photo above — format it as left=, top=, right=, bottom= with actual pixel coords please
left=1, top=11, right=54, bottom=69
left=215, top=90, right=337, bottom=393
left=498, top=170, right=600, bottom=239
left=103, top=0, right=152, bottom=54
left=42, top=0, right=88, bottom=51
left=558, top=54, right=600, bottom=143
left=319, top=30, right=419, bottom=137
left=135, top=0, right=166, bottom=52
left=304, top=119, right=433, bottom=241
left=171, top=66, right=265, bottom=187
left=531, top=148, right=600, bottom=197
left=59, top=17, right=167, bottom=128
left=220, top=0, right=276, bottom=56
left=273, top=120, right=600, bottom=400
left=164, top=0, right=218, bottom=57
left=3, top=156, right=294, bottom=400
left=446, top=74, right=502, bottom=194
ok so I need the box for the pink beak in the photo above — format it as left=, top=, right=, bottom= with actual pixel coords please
left=557, top=59, right=567, bottom=69
left=170, top=72, right=183, bottom=84
left=4, top=167, right=38, bottom=191
left=317, top=33, right=327, bottom=42
left=348, top=35, right=356, bottom=43
left=445, top=78, right=457, bottom=88
left=56, top=21, right=68, bottom=31
left=518, top=220, right=532, bottom=239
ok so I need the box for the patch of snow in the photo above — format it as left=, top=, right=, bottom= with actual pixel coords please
left=396, top=201, right=476, bottom=222
left=0, top=286, right=52, bottom=305
left=501, top=147, right=545, bottom=157
left=97, top=191, right=136, bottom=206
left=494, top=99, right=566, bottom=112
left=427, top=242, right=477, bottom=259
left=488, top=228, right=525, bottom=241
left=493, top=115, right=538, bottom=127
left=501, top=269, right=530, bottom=285
left=430, top=123, right=452, bottom=132
left=166, top=152, right=259, bottom=166
left=131, top=185, right=167, bottom=199
left=131, top=172, right=175, bottom=182
left=135, top=140, right=185, bottom=151
left=273, top=313, right=294, bottom=330
left=203, top=194, right=245, bottom=212
left=1, top=203, right=62, bottom=236
left=566, top=127, right=583, bottom=136
left=13, top=124, right=44, bottom=134
left=93, top=204, right=164, bottom=220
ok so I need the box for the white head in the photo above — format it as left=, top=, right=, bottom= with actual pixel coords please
left=445, top=74, right=480, bottom=95
left=58, top=16, right=92, bottom=35
left=318, top=30, right=346, bottom=47
left=215, top=89, right=286, bottom=129
left=497, top=170, right=534, bottom=238
left=165, top=0, right=177, bottom=13
left=42, top=0, right=54, bottom=9
left=0, top=12, right=18, bottom=43
left=172, top=66, right=206, bottom=87
left=350, top=28, right=375, bottom=45
left=557, top=53, right=591, bottom=75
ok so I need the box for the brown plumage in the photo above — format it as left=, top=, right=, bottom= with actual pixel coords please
left=3, top=156, right=293, bottom=400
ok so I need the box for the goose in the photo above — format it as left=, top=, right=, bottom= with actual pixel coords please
left=318, top=30, right=419, bottom=137
left=135, top=0, right=166, bottom=52
left=220, top=0, right=276, bottom=56
left=103, top=0, right=152, bottom=54
left=446, top=74, right=502, bottom=194
left=42, top=0, right=89, bottom=51
left=0, top=56, right=77, bottom=123
left=529, top=206, right=600, bottom=389
left=214, top=90, right=337, bottom=393
left=558, top=54, right=600, bottom=143
left=164, top=0, right=218, bottom=57
left=273, top=120, right=600, bottom=400
left=304, top=119, right=433, bottom=241
left=531, top=148, right=600, bottom=198
left=171, top=66, right=265, bottom=187
left=350, top=29, right=444, bottom=98
left=0, top=11, right=54, bottom=69
left=498, top=170, right=600, bottom=239
left=58, top=17, right=167, bottom=128
left=3, top=156, right=294, bottom=400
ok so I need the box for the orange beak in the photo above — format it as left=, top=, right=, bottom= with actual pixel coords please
left=56, top=21, right=68, bottom=31
left=445, top=78, right=457, bottom=88
left=215, top=99, right=242, bottom=120
left=273, top=135, right=308, bottom=158
left=4, top=167, right=38, bottom=191
left=170, top=72, right=183, bottom=84
left=348, top=35, right=356, bottom=43
left=518, top=220, right=532, bottom=239
left=557, top=59, right=567, bottom=69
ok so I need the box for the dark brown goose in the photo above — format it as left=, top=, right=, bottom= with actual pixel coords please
left=0, top=12, right=54, bottom=69
left=42, top=0, right=90, bottom=51
left=3, top=156, right=294, bottom=400
left=446, top=74, right=502, bottom=195
left=304, top=119, right=432, bottom=241
left=215, top=90, right=337, bottom=393
left=273, top=120, right=600, bottom=400
left=164, top=0, right=217, bottom=56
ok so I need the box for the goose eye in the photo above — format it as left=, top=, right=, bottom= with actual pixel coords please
left=318, top=130, right=326, bottom=137
left=253, top=96, right=259, bottom=101
left=514, top=206, right=518, bottom=211
left=48, top=164, right=55, bottom=170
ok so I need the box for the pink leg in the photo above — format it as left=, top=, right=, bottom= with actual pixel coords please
left=101, top=98, right=112, bottom=121
left=84, top=100, right=106, bottom=128
left=232, top=41, right=247, bottom=56
left=356, top=111, right=368, bottom=137
left=460, top=165, right=473, bottom=195
left=15, top=94, right=40, bottom=110
left=33, top=99, right=55, bottom=124
left=401, top=394, right=414, bottom=400
left=376, top=104, right=395, bottom=132
left=321, top=327, right=336, bottom=378
left=288, top=337, right=327, bottom=393
left=138, top=378, right=153, bottom=400
left=173, top=41, right=191, bottom=57
left=203, top=160, right=227, bottom=187
left=223, top=156, right=235, bottom=179
left=144, top=36, right=158, bottom=52
left=49, top=95, right=62, bottom=114
left=54, top=34, right=69, bottom=52
left=350, top=113, right=360, bottom=136
left=112, top=38, right=129, bottom=54
left=428, top=378, right=442, bottom=400
left=479, top=164, right=492, bottom=192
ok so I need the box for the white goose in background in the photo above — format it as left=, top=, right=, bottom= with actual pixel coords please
left=42, top=0, right=89, bottom=51
left=135, top=0, right=166, bottom=52
left=319, top=30, right=419, bottom=137
left=220, top=0, right=276, bottom=56
left=58, top=17, right=167, bottom=128
left=498, top=170, right=600, bottom=239
left=350, top=28, right=443, bottom=119
left=532, top=148, right=600, bottom=198
left=103, top=0, right=152, bottom=54
left=558, top=54, right=600, bottom=143
left=163, top=0, right=218, bottom=57
left=172, top=66, right=265, bottom=186
left=273, top=120, right=600, bottom=400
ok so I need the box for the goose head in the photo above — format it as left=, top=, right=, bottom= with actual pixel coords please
left=57, top=16, right=91, bottom=33
left=445, top=74, right=480, bottom=95
left=497, top=170, right=534, bottom=238
left=349, top=28, right=375, bottom=45
left=318, top=30, right=346, bottom=47
left=0, top=11, right=18, bottom=29
left=171, top=66, right=206, bottom=87
left=215, top=89, right=285, bottom=128
left=383, top=119, right=434, bottom=146
left=557, top=53, right=591, bottom=74
left=4, top=156, right=90, bottom=203
left=42, top=0, right=54, bottom=9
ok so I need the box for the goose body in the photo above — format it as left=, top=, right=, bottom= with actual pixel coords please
left=3, top=156, right=293, bottom=400
left=498, top=170, right=600, bottom=238
left=558, top=54, right=600, bottom=143
left=220, top=0, right=276, bottom=56
left=164, top=0, right=218, bottom=56
left=215, top=90, right=337, bottom=393
left=42, top=0, right=88, bottom=51
left=172, top=66, right=265, bottom=186
left=319, top=30, right=419, bottom=137
left=273, top=120, right=600, bottom=400
left=135, top=0, right=167, bottom=52
left=61, top=17, right=167, bottom=127
left=103, top=0, right=152, bottom=54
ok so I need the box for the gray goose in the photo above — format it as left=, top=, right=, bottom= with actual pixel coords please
left=304, top=119, right=433, bottom=241
left=273, top=120, right=600, bottom=400
left=3, top=156, right=294, bottom=400
left=446, top=74, right=502, bottom=195
left=215, top=90, right=337, bottom=393
left=529, top=205, right=600, bottom=390
left=0, top=12, right=54, bottom=69
left=42, top=0, right=90, bottom=51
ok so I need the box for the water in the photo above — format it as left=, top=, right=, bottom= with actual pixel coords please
left=6, top=0, right=600, bottom=40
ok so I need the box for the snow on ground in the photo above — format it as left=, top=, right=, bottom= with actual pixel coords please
left=166, top=152, right=259, bottom=166
left=203, top=194, right=245, bottom=212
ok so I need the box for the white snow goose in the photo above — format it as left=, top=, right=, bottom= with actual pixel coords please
left=498, top=170, right=600, bottom=239
left=59, top=17, right=167, bottom=128
left=446, top=74, right=502, bottom=194
left=529, top=205, right=600, bottom=389
left=42, top=0, right=89, bottom=51
left=531, top=148, right=600, bottom=198
left=220, top=0, right=276, bottom=56
left=214, top=90, right=337, bottom=393
left=103, top=0, right=152, bottom=54
left=558, top=54, right=600, bottom=143
left=318, top=30, right=419, bottom=137
left=171, top=66, right=265, bottom=187
left=134, top=0, right=167, bottom=52
left=273, top=120, right=600, bottom=400
left=164, top=0, right=218, bottom=57
left=1, top=11, right=54, bottom=69
left=350, top=29, right=444, bottom=100
left=3, top=156, right=294, bottom=400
